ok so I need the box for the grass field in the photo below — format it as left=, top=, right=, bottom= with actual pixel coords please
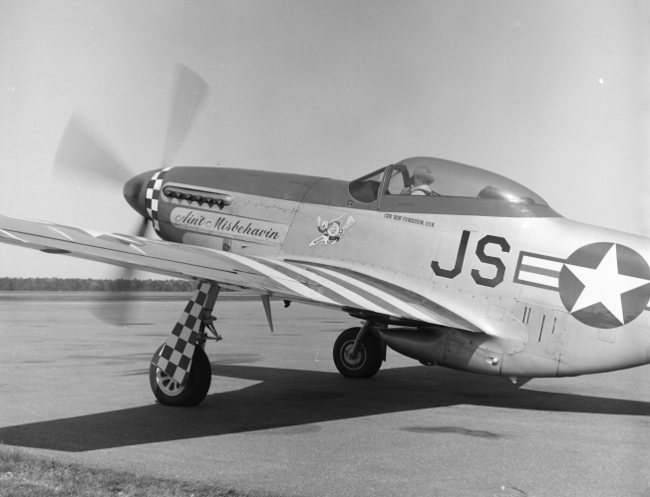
left=0, top=447, right=266, bottom=497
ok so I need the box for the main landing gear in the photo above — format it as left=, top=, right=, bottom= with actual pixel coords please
left=149, top=282, right=221, bottom=407
left=333, top=322, right=384, bottom=378
left=149, top=288, right=385, bottom=406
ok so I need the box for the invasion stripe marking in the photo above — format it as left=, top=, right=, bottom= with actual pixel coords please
left=105, top=233, right=143, bottom=244
left=289, top=261, right=483, bottom=333
left=71, top=227, right=108, bottom=238
left=298, top=264, right=411, bottom=318
left=266, top=259, right=397, bottom=316
left=129, top=244, right=147, bottom=255
left=0, top=229, right=27, bottom=243
left=314, top=267, right=443, bottom=324
left=47, top=227, right=75, bottom=241
left=218, top=252, right=338, bottom=305
left=252, top=258, right=360, bottom=309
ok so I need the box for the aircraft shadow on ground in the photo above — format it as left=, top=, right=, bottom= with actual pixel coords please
left=1, top=363, right=649, bottom=452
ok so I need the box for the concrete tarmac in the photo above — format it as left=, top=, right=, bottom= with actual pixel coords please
left=1, top=294, right=650, bottom=496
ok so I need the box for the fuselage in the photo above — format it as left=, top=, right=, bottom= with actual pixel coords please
left=124, top=157, right=650, bottom=379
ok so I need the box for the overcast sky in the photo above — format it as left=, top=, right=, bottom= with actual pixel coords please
left=0, top=1, right=648, bottom=278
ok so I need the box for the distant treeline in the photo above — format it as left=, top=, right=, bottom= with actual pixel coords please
left=0, top=278, right=196, bottom=292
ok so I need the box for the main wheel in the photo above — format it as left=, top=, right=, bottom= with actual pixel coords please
left=149, top=344, right=212, bottom=407
left=333, top=327, right=383, bottom=378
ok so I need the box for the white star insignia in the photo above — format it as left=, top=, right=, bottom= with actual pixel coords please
left=565, top=245, right=650, bottom=324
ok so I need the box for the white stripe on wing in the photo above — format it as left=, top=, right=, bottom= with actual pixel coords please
left=270, top=259, right=397, bottom=316
left=218, top=252, right=338, bottom=305
left=314, top=267, right=442, bottom=324
left=0, top=229, right=27, bottom=243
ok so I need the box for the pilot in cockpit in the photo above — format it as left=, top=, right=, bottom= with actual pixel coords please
left=401, top=165, right=438, bottom=196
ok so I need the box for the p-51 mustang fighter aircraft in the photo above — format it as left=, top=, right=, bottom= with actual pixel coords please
left=2, top=65, right=649, bottom=407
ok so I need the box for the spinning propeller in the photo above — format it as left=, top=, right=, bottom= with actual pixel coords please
left=53, top=64, right=211, bottom=325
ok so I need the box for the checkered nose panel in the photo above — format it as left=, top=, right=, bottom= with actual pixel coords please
left=152, top=282, right=219, bottom=385
left=145, top=167, right=171, bottom=232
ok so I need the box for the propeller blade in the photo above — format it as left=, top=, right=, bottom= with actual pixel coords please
left=52, top=111, right=135, bottom=187
left=160, top=63, right=211, bottom=168
left=89, top=218, right=150, bottom=326
left=88, top=270, right=145, bottom=327
left=135, top=217, right=150, bottom=237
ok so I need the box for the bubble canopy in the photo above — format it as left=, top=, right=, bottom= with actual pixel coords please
left=346, top=157, right=555, bottom=217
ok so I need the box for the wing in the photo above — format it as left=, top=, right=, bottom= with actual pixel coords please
left=0, top=214, right=524, bottom=341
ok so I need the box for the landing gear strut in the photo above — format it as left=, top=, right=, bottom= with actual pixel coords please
left=333, top=323, right=383, bottom=378
left=149, top=282, right=221, bottom=407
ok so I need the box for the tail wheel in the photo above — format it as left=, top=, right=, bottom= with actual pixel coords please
left=333, top=327, right=383, bottom=379
left=149, top=344, right=212, bottom=407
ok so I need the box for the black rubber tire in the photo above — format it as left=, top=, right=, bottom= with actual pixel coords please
left=149, top=344, right=212, bottom=407
left=333, top=327, right=383, bottom=379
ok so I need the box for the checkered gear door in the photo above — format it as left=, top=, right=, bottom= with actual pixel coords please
left=152, top=282, right=220, bottom=385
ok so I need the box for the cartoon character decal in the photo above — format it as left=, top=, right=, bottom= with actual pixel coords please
left=309, top=214, right=355, bottom=246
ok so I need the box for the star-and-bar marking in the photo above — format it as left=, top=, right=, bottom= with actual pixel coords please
left=515, top=243, right=650, bottom=329
left=563, top=245, right=650, bottom=324
left=558, top=243, right=650, bottom=329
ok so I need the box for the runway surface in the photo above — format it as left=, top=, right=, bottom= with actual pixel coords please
left=1, top=294, right=649, bottom=496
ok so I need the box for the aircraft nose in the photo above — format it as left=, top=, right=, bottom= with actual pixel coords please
left=123, top=171, right=152, bottom=218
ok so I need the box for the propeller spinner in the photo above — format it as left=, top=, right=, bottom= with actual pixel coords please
left=123, top=170, right=155, bottom=220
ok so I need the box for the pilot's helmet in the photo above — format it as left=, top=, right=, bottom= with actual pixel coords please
left=412, top=165, right=434, bottom=185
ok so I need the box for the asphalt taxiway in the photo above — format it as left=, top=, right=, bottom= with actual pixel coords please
left=0, top=293, right=649, bottom=496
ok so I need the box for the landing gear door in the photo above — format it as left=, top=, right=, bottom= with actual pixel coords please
left=514, top=302, right=567, bottom=361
